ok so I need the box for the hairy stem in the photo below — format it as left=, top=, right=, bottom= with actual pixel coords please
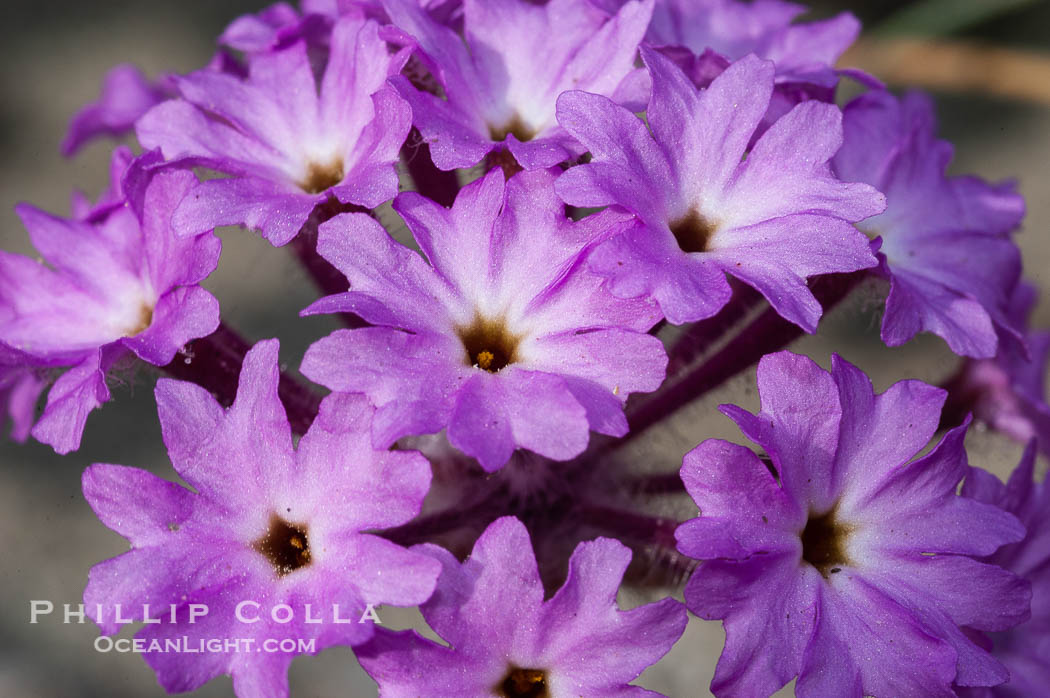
left=626, top=471, right=689, bottom=496
left=161, top=323, right=322, bottom=435
left=936, top=359, right=980, bottom=432
left=623, top=270, right=869, bottom=447
left=580, top=504, right=681, bottom=548
left=379, top=496, right=502, bottom=547
left=289, top=198, right=368, bottom=327
left=664, top=281, right=763, bottom=377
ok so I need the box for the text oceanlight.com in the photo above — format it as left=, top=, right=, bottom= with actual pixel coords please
left=94, top=637, right=317, bottom=654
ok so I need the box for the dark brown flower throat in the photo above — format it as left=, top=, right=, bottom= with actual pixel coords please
left=300, top=158, right=345, bottom=194
left=457, top=315, right=521, bottom=373
left=800, top=508, right=853, bottom=578
left=498, top=667, right=549, bottom=698
left=670, top=209, right=717, bottom=254
left=253, top=514, right=312, bottom=577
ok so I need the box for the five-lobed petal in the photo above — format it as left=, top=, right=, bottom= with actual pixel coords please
left=137, top=15, right=411, bottom=246
left=356, top=516, right=688, bottom=697
left=383, top=0, right=653, bottom=171
left=300, top=168, right=667, bottom=471
left=82, top=339, right=442, bottom=697
left=833, top=89, right=1025, bottom=358
left=557, top=47, right=885, bottom=329
left=0, top=148, right=221, bottom=453
left=676, top=351, right=1031, bottom=697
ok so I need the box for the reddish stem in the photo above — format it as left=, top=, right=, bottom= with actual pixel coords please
left=627, top=471, right=689, bottom=496
left=402, top=128, right=460, bottom=207
left=289, top=198, right=369, bottom=328
left=580, top=504, right=681, bottom=548
left=665, top=280, right=763, bottom=377
left=622, top=270, right=868, bottom=447
left=937, top=360, right=979, bottom=432
left=160, top=323, right=322, bottom=435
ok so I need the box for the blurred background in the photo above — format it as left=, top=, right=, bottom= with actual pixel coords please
left=0, top=1, right=1047, bottom=695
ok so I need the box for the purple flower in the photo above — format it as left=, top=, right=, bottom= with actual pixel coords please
left=382, top=0, right=653, bottom=170
left=219, top=2, right=317, bottom=54
left=833, top=90, right=1025, bottom=358
left=0, top=349, right=46, bottom=442
left=961, top=444, right=1050, bottom=697
left=944, top=283, right=1050, bottom=451
left=300, top=168, right=666, bottom=471
left=597, top=0, right=858, bottom=89
left=556, top=48, right=883, bottom=328
left=676, top=351, right=1031, bottom=696
left=62, top=64, right=171, bottom=157
left=218, top=0, right=384, bottom=56
left=0, top=149, right=220, bottom=453
left=357, top=516, right=687, bottom=697
left=137, top=15, right=410, bottom=246
left=82, top=339, right=441, bottom=697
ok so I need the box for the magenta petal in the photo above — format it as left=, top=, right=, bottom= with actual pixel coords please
left=388, top=76, right=494, bottom=171
left=300, top=327, right=463, bottom=448
left=394, top=169, right=505, bottom=296
left=537, top=537, right=687, bottom=692
left=360, top=517, right=683, bottom=696
left=295, top=392, right=433, bottom=531
left=723, top=100, right=886, bottom=227
left=156, top=340, right=293, bottom=510
left=882, top=263, right=1000, bottom=358
left=332, top=535, right=441, bottom=606
left=447, top=373, right=516, bottom=471
left=1, top=365, right=45, bottom=441
left=333, top=87, right=412, bottom=208
left=555, top=89, right=674, bottom=228
left=230, top=654, right=294, bottom=698
left=122, top=285, right=219, bottom=366
left=690, top=52, right=775, bottom=192
left=798, top=578, right=957, bottom=698
left=31, top=349, right=111, bottom=454
left=173, top=177, right=321, bottom=246
left=707, top=214, right=876, bottom=332
left=720, top=351, right=842, bottom=511
left=138, top=169, right=223, bottom=287
left=356, top=628, right=482, bottom=696
left=497, top=369, right=590, bottom=461
left=82, top=464, right=195, bottom=548
left=505, top=132, right=577, bottom=170
left=62, top=64, right=169, bottom=157
left=691, top=555, right=820, bottom=697
left=524, top=328, right=666, bottom=396
left=879, top=556, right=1031, bottom=632
left=677, top=439, right=802, bottom=560
left=829, top=354, right=947, bottom=502
left=587, top=222, right=732, bottom=324
left=315, top=211, right=458, bottom=332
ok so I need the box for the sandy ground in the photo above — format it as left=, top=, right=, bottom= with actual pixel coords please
left=0, top=2, right=1048, bottom=696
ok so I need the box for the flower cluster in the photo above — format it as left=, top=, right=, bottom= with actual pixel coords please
left=4, top=1, right=1047, bottom=697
